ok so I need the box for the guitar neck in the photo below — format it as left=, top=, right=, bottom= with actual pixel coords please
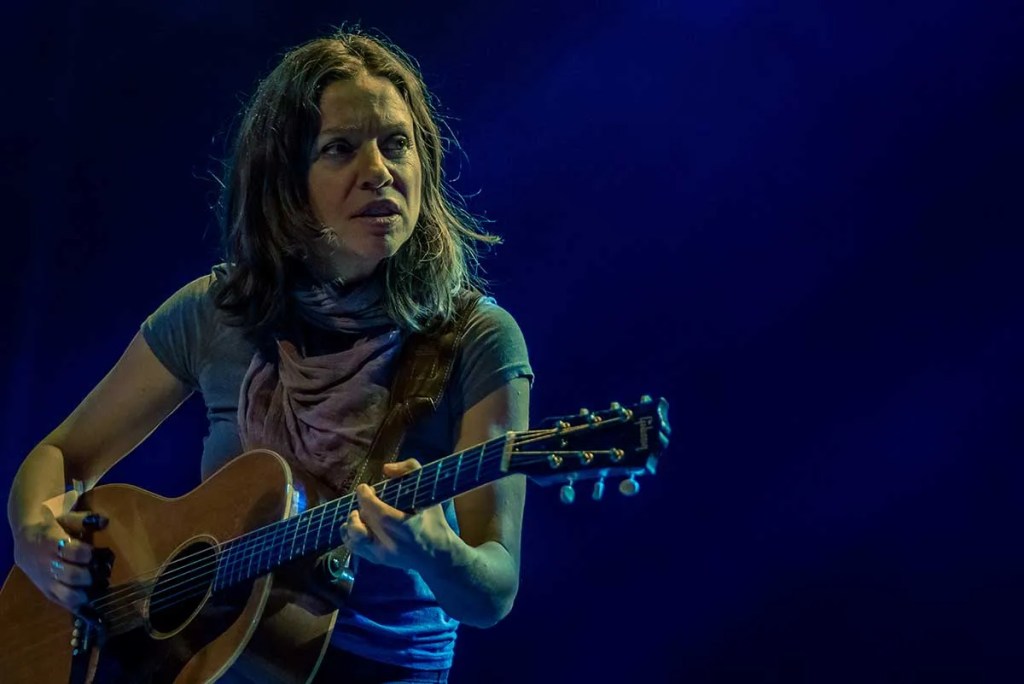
left=212, top=434, right=513, bottom=591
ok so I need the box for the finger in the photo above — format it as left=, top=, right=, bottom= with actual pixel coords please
left=347, top=510, right=372, bottom=540
left=49, top=560, right=94, bottom=588
left=356, top=484, right=406, bottom=524
left=56, top=512, right=108, bottom=537
left=355, top=484, right=385, bottom=517
left=49, top=583, right=89, bottom=612
left=342, top=511, right=375, bottom=558
left=55, top=537, right=93, bottom=565
left=383, top=459, right=422, bottom=478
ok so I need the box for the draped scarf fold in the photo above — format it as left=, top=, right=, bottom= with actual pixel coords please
left=236, top=272, right=404, bottom=493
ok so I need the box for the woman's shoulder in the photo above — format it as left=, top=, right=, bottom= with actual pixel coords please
left=460, top=292, right=526, bottom=342
left=142, top=263, right=240, bottom=338
left=154, top=263, right=230, bottom=307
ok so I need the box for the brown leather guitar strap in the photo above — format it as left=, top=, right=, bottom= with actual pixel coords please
left=315, top=291, right=482, bottom=593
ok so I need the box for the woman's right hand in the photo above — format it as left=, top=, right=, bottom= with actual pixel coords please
left=12, top=511, right=107, bottom=614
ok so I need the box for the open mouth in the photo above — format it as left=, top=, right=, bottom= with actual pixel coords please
left=353, top=199, right=401, bottom=219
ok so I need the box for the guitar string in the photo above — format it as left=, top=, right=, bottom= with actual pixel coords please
left=92, top=433, right=528, bottom=612
left=89, top=422, right=597, bottom=619
left=101, top=448, right=537, bottom=632
left=0, top=446, right=511, bottom=665
left=95, top=415, right=640, bottom=632
left=0, top=443, right=583, bottom=662
left=101, top=423, right=633, bottom=635
left=4, top=415, right=641, bottom=659
left=86, top=430, right=545, bottom=612
left=3, top=423, right=611, bottom=652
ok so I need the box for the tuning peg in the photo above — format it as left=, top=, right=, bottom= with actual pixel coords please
left=559, top=481, right=576, bottom=505
left=609, top=401, right=632, bottom=419
left=619, top=475, right=641, bottom=497
left=640, top=394, right=653, bottom=404
left=592, top=476, right=606, bottom=501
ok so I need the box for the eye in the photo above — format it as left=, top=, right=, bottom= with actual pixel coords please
left=382, top=135, right=413, bottom=156
left=320, top=140, right=354, bottom=158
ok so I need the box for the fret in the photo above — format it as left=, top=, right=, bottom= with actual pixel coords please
left=333, top=497, right=346, bottom=544
left=304, top=510, right=314, bottom=555
left=225, top=543, right=236, bottom=590
left=394, top=476, right=403, bottom=512
left=276, top=518, right=285, bottom=567
left=243, top=535, right=253, bottom=581
left=431, top=461, right=440, bottom=502
left=232, top=537, right=243, bottom=585
left=290, top=516, right=300, bottom=561
left=413, top=467, right=423, bottom=510
left=251, top=528, right=264, bottom=577
left=244, top=528, right=256, bottom=577
left=380, top=479, right=389, bottom=509
left=315, top=503, right=326, bottom=551
left=262, top=527, right=273, bottom=575
left=286, top=518, right=296, bottom=559
left=213, top=544, right=226, bottom=591
left=229, top=542, right=240, bottom=588
left=475, top=443, right=484, bottom=482
left=454, top=452, right=463, bottom=494
left=217, top=544, right=229, bottom=590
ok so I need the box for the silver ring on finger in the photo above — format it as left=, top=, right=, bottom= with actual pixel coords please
left=50, top=559, right=63, bottom=580
left=56, top=538, right=67, bottom=559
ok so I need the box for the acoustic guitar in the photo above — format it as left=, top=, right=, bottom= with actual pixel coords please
left=0, top=396, right=670, bottom=683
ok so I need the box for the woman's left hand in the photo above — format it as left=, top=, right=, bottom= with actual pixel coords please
left=343, top=458, right=458, bottom=573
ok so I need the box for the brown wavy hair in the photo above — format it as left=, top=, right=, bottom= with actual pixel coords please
left=214, top=27, right=499, bottom=338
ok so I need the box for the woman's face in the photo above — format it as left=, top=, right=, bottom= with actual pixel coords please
left=307, top=74, right=423, bottom=282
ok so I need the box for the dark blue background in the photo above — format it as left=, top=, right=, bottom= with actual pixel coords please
left=2, top=1, right=1022, bottom=682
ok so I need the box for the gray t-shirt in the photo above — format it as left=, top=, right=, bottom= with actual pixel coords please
left=140, top=266, right=533, bottom=670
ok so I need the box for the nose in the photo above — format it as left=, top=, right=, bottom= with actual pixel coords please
left=356, top=141, right=394, bottom=192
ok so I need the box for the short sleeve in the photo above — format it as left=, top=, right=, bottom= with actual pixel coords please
left=139, top=274, right=216, bottom=391
left=450, top=296, right=534, bottom=416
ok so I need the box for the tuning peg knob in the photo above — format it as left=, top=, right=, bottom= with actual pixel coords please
left=559, top=482, right=576, bottom=505
left=592, top=477, right=606, bottom=501
left=619, top=475, right=641, bottom=497
left=640, top=395, right=653, bottom=404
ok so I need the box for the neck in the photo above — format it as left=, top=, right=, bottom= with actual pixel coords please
left=211, top=432, right=513, bottom=592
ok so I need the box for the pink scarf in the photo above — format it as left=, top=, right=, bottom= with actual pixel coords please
left=237, top=272, right=404, bottom=493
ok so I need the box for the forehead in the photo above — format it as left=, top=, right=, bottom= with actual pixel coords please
left=317, top=75, right=413, bottom=133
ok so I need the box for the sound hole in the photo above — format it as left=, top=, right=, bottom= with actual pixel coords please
left=148, top=540, right=216, bottom=634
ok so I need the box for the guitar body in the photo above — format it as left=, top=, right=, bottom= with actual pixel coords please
left=0, top=449, right=338, bottom=684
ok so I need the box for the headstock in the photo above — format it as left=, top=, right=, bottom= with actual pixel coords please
left=505, top=395, right=670, bottom=503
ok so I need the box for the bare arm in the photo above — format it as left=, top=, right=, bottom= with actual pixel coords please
left=350, top=376, right=530, bottom=628
left=418, top=376, right=529, bottom=627
left=7, top=331, right=191, bottom=609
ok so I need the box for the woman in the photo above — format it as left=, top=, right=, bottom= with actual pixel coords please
left=7, top=28, right=532, bottom=683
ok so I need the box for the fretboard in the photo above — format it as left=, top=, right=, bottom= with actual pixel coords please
left=212, top=433, right=511, bottom=591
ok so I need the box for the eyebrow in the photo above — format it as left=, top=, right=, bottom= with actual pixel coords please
left=317, top=123, right=412, bottom=139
